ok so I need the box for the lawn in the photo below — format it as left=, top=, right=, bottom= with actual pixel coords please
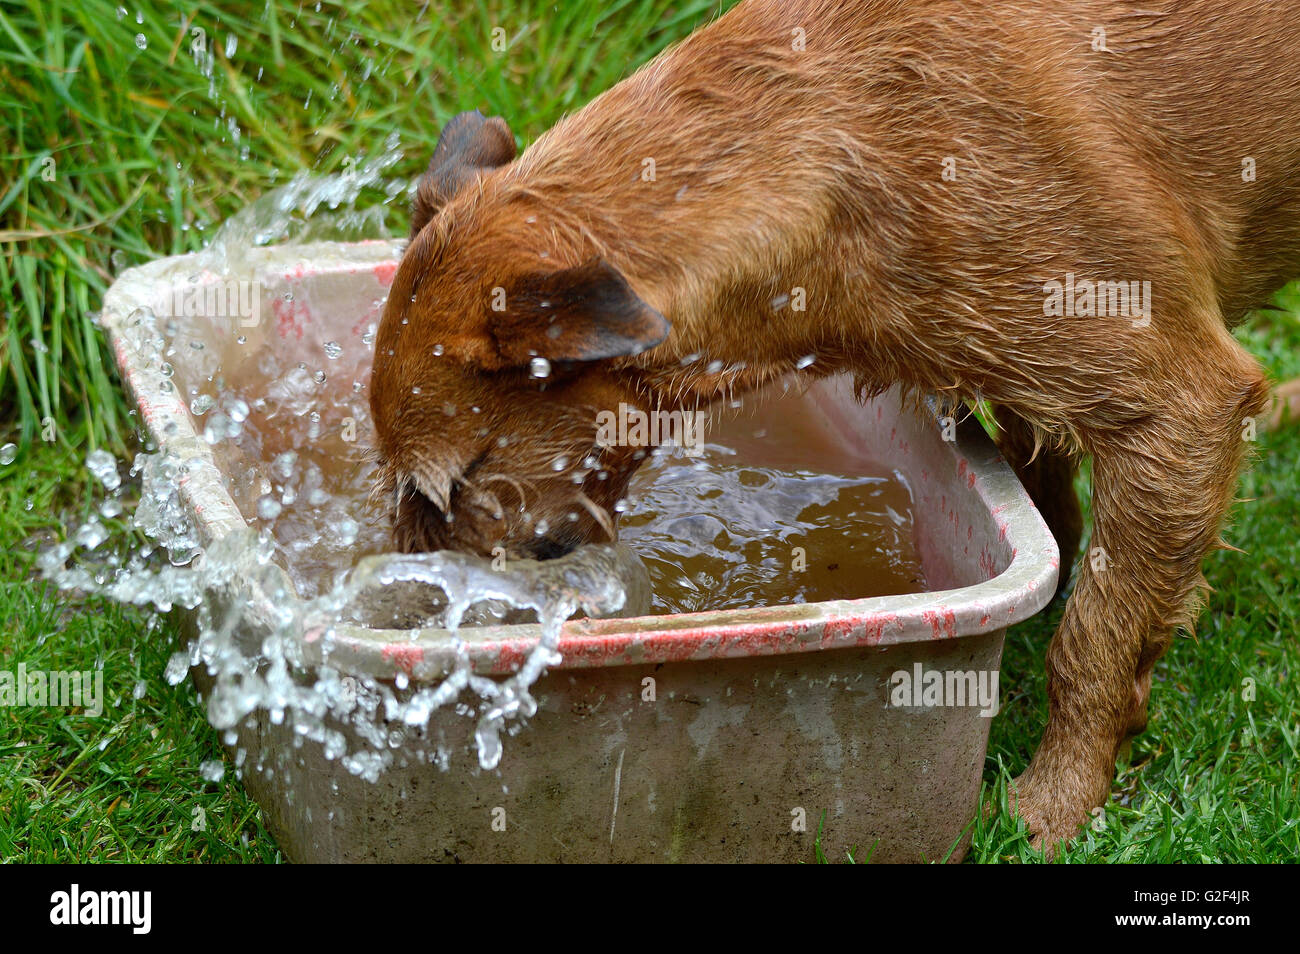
left=1, top=0, right=1296, bottom=863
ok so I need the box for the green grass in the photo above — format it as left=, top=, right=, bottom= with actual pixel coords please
left=2, top=0, right=1297, bottom=863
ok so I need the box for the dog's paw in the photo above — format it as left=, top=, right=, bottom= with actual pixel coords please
left=1003, top=770, right=1099, bottom=860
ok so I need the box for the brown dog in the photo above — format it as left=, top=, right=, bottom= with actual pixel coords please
left=369, top=0, right=1300, bottom=853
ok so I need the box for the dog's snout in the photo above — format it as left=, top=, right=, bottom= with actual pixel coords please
left=527, top=535, right=579, bottom=561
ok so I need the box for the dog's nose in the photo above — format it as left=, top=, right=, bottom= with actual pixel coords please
left=527, top=535, right=578, bottom=561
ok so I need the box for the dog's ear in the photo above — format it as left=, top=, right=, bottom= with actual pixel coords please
left=491, top=258, right=670, bottom=365
left=410, top=110, right=516, bottom=238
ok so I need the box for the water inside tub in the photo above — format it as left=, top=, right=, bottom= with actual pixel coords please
left=197, top=355, right=926, bottom=613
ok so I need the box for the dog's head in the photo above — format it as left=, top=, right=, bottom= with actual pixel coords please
left=369, top=112, right=671, bottom=559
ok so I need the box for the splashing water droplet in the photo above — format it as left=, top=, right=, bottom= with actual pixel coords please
left=0, top=443, right=16, bottom=465
left=324, top=340, right=343, bottom=359
left=796, top=354, right=816, bottom=369
left=529, top=357, right=551, bottom=378
left=75, top=520, right=109, bottom=551
left=87, top=449, right=121, bottom=490
left=164, top=652, right=190, bottom=685
left=272, top=451, right=297, bottom=481
left=200, top=760, right=226, bottom=782
left=337, top=518, right=359, bottom=546
left=134, top=33, right=147, bottom=49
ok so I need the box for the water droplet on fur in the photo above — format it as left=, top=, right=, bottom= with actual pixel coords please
left=529, top=357, right=551, bottom=378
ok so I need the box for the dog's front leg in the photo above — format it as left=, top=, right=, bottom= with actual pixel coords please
left=1008, top=331, right=1269, bottom=854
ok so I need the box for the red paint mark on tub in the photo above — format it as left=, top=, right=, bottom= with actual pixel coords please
left=978, top=546, right=998, bottom=579
left=979, top=613, right=991, bottom=626
left=272, top=297, right=307, bottom=340
left=861, top=613, right=899, bottom=644
left=381, top=644, right=424, bottom=675
left=374, top=262, right=398, bottom=286
left=922, top=609, right=957, bottom=639
left=821, top=618, right=858, bottom=644
left=351, top=299, right=384, bottom=339
left=488, top=643, right=535, bottom=671
left=968, top=471, right=977, bottom=488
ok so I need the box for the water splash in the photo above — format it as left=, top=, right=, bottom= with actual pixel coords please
left=200, top=133, right=405, bottom=273
left=42, top=160, right=652, bottom=780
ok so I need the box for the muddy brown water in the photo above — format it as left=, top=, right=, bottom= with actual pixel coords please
left=194, top=354, right=925, bottom=613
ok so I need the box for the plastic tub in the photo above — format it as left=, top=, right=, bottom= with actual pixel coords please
left=101, top=241, right=1058, bottom=863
